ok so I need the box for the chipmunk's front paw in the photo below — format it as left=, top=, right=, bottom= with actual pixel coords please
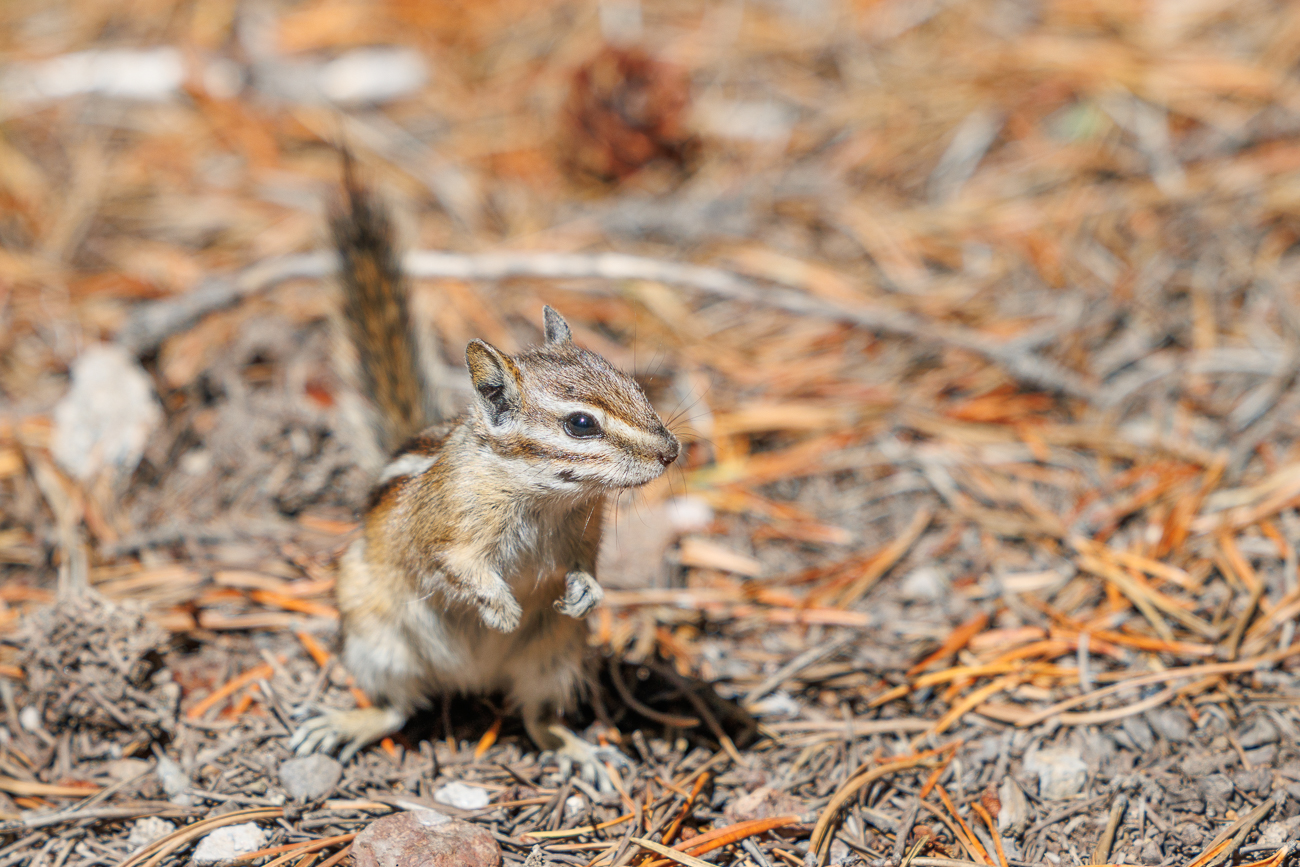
left=476, top=582, right=522, bottom=632
left=554, top=570, right=603, bottom=619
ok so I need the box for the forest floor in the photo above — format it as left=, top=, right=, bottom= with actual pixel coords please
left=4, top=1, right=1300, bottom=866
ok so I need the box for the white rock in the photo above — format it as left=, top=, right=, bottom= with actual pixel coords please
left=1024, top=747, right=1088, bottom=799
left=997, top=777, right=1030, bottom=835
left=53, top=344, right=161, bottom=482
left=747, top=690, right=801, bottom=718
left=3, top=48, right=184, bottom=102
left=191, top=823, right=268, bottom=866
left=899, top=566, right=948, bottom=602
left=154, top=753, right=192, bottom=805
left=318, top=48, right=427, bottom=105
left=18, top=706, right=42, bottom=733
left=432, top=781, right=491, bottom=810
left=279, top=754, right=343, bottom=801
left=563, top=795, right=585, bottom=821
left=127, top=816, right=175, bottom=850
left=665, top=496, right=713, bottom=533
left=696, top=98, right=796, bottom=145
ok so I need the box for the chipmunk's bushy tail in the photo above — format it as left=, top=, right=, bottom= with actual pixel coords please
left=332, top=160, right=436, bottom=458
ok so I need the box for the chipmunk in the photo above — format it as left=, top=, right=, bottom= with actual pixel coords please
left=290, top=174, right=680, bottom=785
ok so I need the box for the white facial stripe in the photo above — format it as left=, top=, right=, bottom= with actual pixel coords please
left=378, top=453, right=436, bottom=484
left=533, top=398, right=666, bottom=451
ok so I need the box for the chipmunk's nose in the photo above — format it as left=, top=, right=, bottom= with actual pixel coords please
left=658, top=434, right=680, bottom=466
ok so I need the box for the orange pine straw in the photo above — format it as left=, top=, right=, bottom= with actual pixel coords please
left=907, top=612, right=990, bottom=677
left=1076, top=628, right=1214, bottom=658
left=474, top=719, right=502, bottom=759
left=1185, top=837, right=1234, bottom=867
left=187, top=663, right=274, bottom=719
left=314, top=844, right=352, bottom=867
left=296, top=630, right=331, bottom=667
left=919, top=747, right=957, bottom=799
left=660, top=771, right=710, bottom=848
left=988, top=640, right=1071, bottom=665
left=935, top=785, right=991, bottom=865
left=971, top=801, right=1008, bottom=867
left=1218, top=532, right=1262, bottom=595
left=919, top=674, right=1023, bottom=743
left=0, top=664, right=24, bottom=680
left=249, top=590, right=338, bottom=619
left=682, top=815, right=798, bottom=854
left=810, top=745, right=951, bottom=857
left=643, top=816, right=800, bottom=867
left=222, top=690, right=256, bottom=720
left=1234, top=846, right=1292, bottom=867
left=1259, top=518, right=1292, bottom=559
left=1156, top=454, right=1224, bottom=557
left=232, top=833, right=357, bottom=863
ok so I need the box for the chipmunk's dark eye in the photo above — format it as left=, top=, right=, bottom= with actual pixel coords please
left=563, top=412, right=601, bottom=438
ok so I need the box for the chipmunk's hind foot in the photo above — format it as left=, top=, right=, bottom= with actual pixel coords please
left=531, top=719, right=630, bottom=796
left=290, top=706, right=406, bottom=764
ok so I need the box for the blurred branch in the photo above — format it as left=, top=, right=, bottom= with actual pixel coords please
left=118, top=249, right=1093, bottom=398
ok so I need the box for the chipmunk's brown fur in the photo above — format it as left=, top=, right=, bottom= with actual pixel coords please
left=292, top=173, right=679, bottom=779
left=333, top=169, right=434, bottom=456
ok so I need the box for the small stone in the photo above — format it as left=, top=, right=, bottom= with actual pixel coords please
left=830, top=838, right=858, bottom=864
left=352, top=809, right=500, bottom=867
left=1023, top=747, right=1088, bottom=800
left=997, top=777, right=1030, bottom=836
left=1147, top=709, right=1192, bottom=742
left=1138, top=837, right=1164, bottom=863
left=748, top=691, right=800, bottom=718
left=1119, top=716, right=1154, bottom=752
left=1237, top=716, right=1279, bottom=749
left=279, top=754, right=343, bottom=801
left=1179, top=752, right=1218, bottom=777
left=724, top=786, right=802, bottom=822
left=154, top=753, right=193, bottom=806
left=1199, top=774, right=1233, bottom=816
left=1246, top=744, right=1278, bottom=766
left=1234, top=767, right=1271, bottom=795
left=52, top=343, right=161, bottom=482
left=899, top=566, right=948, bottom=602
left=126, top=816, right=174, bottom=850
left=105, top=758, right=153, bottom=783
left=191, top=823, right=268, bottom=866
left=563, top=795, right=585, bottom=821
left=18, top=706, right=41, bottom=733
left=433, top=781, right=491, bottom=810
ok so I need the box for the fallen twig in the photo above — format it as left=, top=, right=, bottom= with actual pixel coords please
left=118, top=250, right=1091, bottom=396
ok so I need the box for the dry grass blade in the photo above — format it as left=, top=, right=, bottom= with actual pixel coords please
left=835, top=506, right=933, bottom=607
left=629, top=837, right=714, bottom=867
left=810, top=747, right=950, bottom=863
left=117, top=808, right=284, bottom=867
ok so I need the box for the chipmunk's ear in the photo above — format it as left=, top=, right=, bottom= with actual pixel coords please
left=466, top=340, right=522, bottom=424
left=542, top=306, right=572, bottom=345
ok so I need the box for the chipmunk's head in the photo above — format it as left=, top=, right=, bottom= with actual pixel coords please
left=465, top=307, right=679, bottom=493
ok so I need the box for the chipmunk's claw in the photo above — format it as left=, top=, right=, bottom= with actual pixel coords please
left=554, top=570, right=603, bottom=619
left=289, top=707, right=405, bottom=764
left=542, top=725, right=631, bottom=795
